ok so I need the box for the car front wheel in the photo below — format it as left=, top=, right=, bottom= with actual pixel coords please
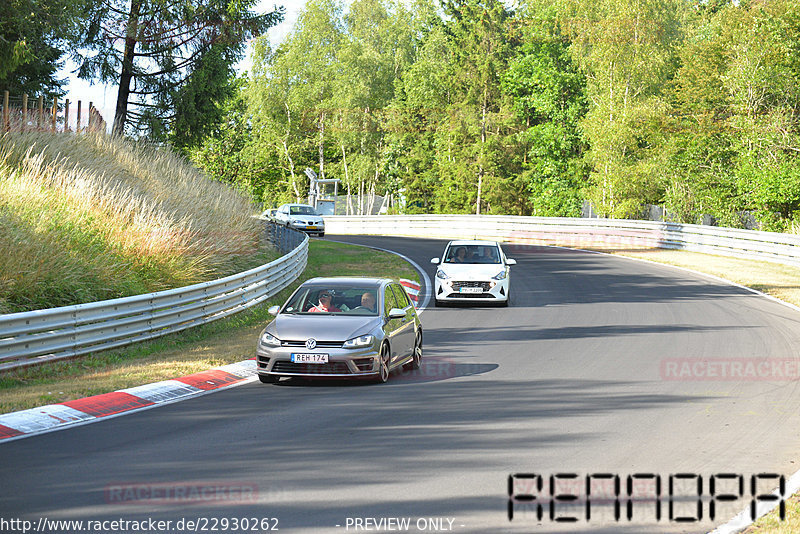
left=259, top=374, right=279, bottom=384
left=376, top=344, right=391, bottom=383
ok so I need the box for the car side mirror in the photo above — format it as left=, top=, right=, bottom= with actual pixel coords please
left=506, top=258, right=517, bottom=266
left=388, top=308, right=406, bottom=319
left=430, top=257, right=440, bottom=264
left=268, top=305, right=280, bottom=316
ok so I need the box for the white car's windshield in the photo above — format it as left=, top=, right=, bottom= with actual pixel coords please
left=444, top=245, right=501, bottom=264
left=283, top=286, right=379, bottom=315
left=289, top=206, right=317, bottom=216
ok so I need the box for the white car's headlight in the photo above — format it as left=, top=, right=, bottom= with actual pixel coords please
left=260, top=332, right=281, bottom=346
left=343, top=335, right=374, bottom=348
left=436, top=269, right=450, bottom=280
left=492, top=270, right=507, bottom=280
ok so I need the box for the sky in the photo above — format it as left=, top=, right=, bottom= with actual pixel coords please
left=61, top=0, right=305, bottom=126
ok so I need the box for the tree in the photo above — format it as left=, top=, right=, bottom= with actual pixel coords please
left=383, top=0, right=451, bottom=213
left=440, top=0, right=513, bottom=214
left=248, top=0, right=346, bottom=202
left=190, top=78, right=285, bottom=203
left=75, top=0, right=281, bottom=137
left=564, top=0, right=685, bottom=217
left=332, top=0, right=417, bottom=211
left=666, top=0, right=800, bottom=228
left=501, top=1, right=589, bottom=216
left=247, top=0, right=418, bottom=210
left=0, top=0, right=82, bottom=95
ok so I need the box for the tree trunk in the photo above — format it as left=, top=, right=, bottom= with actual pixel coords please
left=112, top=0, right=142, bottom=137
left=477, top=89, right=487, bottom=215
left=341, top=143, right=350, bottom=214
left=318, top=111, right=325, bottom=180
left=282, top=103, right=301, bottom=202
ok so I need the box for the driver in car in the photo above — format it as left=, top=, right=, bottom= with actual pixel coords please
left=358, top=291, right=376, bottom=312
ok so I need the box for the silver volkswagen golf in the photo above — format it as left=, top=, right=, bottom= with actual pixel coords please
left=256, top=277, right=423, bottom=384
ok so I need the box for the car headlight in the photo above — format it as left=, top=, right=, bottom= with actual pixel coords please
left=436, top=269, right=450, bottom=280
left=343, top=335, right=374, bottom=348
left=260, top=332, right=281, bottom=347
left=492, top=270, right=507, bottom=280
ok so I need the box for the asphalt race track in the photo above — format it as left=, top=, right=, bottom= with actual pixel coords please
left=3, top=235, right=800, bottom=533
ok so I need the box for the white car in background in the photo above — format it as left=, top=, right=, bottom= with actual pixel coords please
left=430, top=240, right=516, bottom=306
left=274, top=203, right=325, bottom=237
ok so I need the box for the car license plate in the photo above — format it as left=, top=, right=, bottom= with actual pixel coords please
left=291, top=353, right=329, bottom=363
left=460, top=287, right=483, bottom=294
left=306, top=225, right=317, bottom=230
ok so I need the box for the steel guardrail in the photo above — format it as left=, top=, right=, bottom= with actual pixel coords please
left=0, top=223, right=308, bottom=371
left=325, top=215, right=800, bottom=267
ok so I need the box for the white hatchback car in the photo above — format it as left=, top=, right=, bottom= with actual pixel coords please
left=273, top=203, right=325, bottom=237
left=430, top=240, right=516, bottom=306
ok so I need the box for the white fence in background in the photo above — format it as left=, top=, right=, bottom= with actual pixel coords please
left=0, top=227, right=308, bottom=371
left=325, top=215, right=800, bottom=267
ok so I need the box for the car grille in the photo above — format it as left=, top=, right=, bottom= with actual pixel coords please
left=449, top=293, right=496, bottom=299
left=271, top=361, right=351, bottom=375
left=281, top=340, right=344, bottom=348
left=257, top=356, right=270, bottom=368
left=451, top=281, right=492, bottom=291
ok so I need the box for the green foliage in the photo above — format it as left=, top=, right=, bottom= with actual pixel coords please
left=501, top=6, right=589, bottom=216
left=0, top=0, right=82, bottom=95
left=180, top=0, right=800, bottom=231
left=664, top=0, right=800, bottom=228
left=189, top=80, right=286, bottom=203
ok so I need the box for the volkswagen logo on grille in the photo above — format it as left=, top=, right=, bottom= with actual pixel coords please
left=305, top=338, right=317, bottom=350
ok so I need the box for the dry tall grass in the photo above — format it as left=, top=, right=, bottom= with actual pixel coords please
left=0, top=131, right=266, bottom=314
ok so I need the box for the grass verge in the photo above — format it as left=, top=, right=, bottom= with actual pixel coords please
left=0, top=131, right=266, bottom=314
left=0, top=239, right=419, bottom=414
left=745, top=493, right=800, bottom=532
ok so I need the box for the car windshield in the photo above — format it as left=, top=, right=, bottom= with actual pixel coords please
left=282, top=285, right=380, bottom=315
left=289, top=206, right=317, bottom=215
left=443, top=244, right=501, bottom=264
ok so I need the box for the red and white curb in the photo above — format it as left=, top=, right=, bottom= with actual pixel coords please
left=0, top=360, right=258, bottom=443
left=400, top=278, right=420, bottom=307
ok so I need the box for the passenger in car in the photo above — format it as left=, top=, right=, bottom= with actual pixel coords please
left=308, top=290, right=341, bottom=312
